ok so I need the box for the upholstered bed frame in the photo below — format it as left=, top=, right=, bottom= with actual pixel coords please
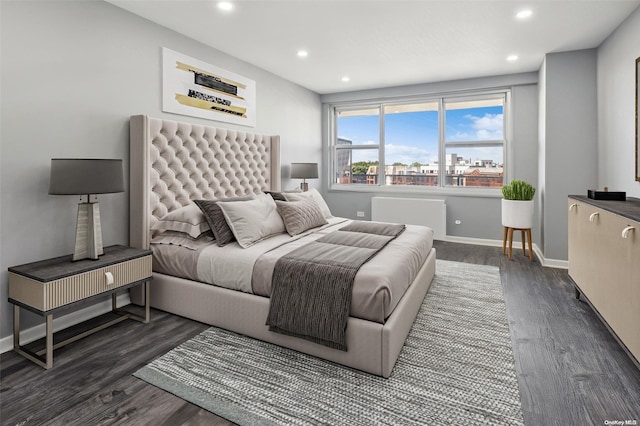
left=129, top=114, right=436, bottom=378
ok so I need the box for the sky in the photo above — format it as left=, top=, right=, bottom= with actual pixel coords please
left=337, top=105, right=504, bottom=166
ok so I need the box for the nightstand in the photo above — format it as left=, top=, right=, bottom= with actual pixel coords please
left=8, top=245, right=152, bottom=369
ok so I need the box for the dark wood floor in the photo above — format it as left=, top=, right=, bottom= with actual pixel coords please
left=1, top=242, right=639, bottom=425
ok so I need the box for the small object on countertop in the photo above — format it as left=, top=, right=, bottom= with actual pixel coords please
left=587, top=189, right=626, bottom=201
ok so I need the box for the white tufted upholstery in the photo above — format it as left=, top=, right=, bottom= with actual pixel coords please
left=130, top=115, right=281, bottom=249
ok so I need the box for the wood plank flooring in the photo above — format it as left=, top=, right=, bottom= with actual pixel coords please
left=1, top=241, right=639, bottom=425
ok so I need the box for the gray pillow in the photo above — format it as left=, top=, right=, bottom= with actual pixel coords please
left=194, top=195, right=254, bottom=246
left=276, top=198, right=328, bottom=236
left=283, top=188, right=332, bottom=219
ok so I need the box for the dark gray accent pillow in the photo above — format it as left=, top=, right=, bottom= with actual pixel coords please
left=265, top=191, right=287, bottom=201
left=265, top=189, right=302, bottom=201
left=194, top=196, right=254, bottom=246
left=275, top=198, right=328, bottom=236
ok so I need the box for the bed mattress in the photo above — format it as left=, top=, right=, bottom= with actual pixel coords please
left=151, top=218, right=434, bottom=324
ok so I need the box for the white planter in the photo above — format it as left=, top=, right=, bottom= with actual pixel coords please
left=501, top=199, right=534, bottom=229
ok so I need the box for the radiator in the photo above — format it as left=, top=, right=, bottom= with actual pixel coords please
left=371, top=197, right=446, bottom=240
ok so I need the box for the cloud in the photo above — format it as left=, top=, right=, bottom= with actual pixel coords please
left=466, top=113, right=503, bottom=140
left=385, top=144, right=435, bottom=164
left=453, top=131, right=470, bottom=139
left=351, top=150, right=379, bottom=163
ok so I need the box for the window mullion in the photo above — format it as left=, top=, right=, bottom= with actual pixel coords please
left=336, top=145, right=380, bottom=150
left=438, top=98, right=445, bottom=188
left=445, top=141, right=504, bottom=148
left=504, top=90, right=511, bottom=182
left=378, top=104, right=385, bottom=186
left=331, top=107, right=338, bottom=188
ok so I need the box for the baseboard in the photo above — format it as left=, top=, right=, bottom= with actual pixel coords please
left=534, top=247, right=568, bottom=269
left=444, top=235, right=568, bottom=269
left=444, top=235, right=504, bottom=247
left=0, top=293, right=131, bottom=355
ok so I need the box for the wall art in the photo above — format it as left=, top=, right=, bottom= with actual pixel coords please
left=162, top=47, right=256, bottom=127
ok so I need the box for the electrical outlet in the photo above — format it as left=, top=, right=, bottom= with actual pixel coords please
left=356, top=211, right=365, bottom=217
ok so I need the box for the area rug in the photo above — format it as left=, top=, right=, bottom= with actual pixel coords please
left=134, top=260, right=524, bottom=425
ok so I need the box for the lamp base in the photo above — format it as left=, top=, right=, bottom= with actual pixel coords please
left=300, top=182, right=309, bottom=192
left=73, top=201, right=104, bottom=261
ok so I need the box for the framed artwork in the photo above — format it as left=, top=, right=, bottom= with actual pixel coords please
left=162, top=47, right=256, bottom=127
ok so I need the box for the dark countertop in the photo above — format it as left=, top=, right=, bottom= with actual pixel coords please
left=569, top=195, right=640, bottom=223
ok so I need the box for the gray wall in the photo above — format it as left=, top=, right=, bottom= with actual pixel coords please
left=539, top=49, right=598, bottom=260
left=0, top=1, right=321, bottom=340
left=320, top=73, right=540, bottom=244
left=597, top=6, right=640, bottom=198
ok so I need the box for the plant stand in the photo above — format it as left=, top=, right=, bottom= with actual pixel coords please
left=502, top=226, right=533, bottom=261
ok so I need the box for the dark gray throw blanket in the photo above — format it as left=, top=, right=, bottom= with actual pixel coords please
left=266, top=221, right=406, bottom=351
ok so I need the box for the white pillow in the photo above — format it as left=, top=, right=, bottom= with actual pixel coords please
left=283, top=188, right=332, bottom=219
left=217, top=193, right=286, bottom=248
left=150, top=231, right=214, bottom=250
left=151, top=204, right=210, bottom=238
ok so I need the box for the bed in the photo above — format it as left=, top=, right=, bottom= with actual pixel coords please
left=129, top=114, right=436, bottom=378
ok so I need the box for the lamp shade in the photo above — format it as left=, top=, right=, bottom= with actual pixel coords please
left=290, top=163, right=318, bottom=179
left=49, top=159, right=125, bottom=195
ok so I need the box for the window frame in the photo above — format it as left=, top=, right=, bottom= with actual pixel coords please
left=328, top=89, right=511, bottom=196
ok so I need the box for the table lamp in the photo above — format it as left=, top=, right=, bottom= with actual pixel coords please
left=49, top=159, right=125, bottom=261
left=290, top=162, right=318, bottom=191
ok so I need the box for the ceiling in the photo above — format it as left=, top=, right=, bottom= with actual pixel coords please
left=107, top=0, right=639, bottom=94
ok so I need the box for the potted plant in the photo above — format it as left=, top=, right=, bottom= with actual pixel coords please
left=501, top=179, right=536, bottom=229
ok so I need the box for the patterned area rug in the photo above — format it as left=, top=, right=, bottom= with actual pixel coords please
left=134, top=260, right=524, bottom=425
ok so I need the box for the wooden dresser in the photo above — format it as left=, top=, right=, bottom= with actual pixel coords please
left=568, top=195, right=640, bottom=366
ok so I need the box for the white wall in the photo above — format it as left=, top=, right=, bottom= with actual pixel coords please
left=0, top=1, right=321, bottom=340
left=597, top=6, right=640, bottom=197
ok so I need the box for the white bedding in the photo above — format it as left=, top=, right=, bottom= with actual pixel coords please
left=196, top=217, right=348, bottom=292
left=152, top=217, right=433, bottom=323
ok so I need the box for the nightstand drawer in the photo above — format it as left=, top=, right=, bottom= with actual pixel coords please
left=9, top=255, right=152, bottom=311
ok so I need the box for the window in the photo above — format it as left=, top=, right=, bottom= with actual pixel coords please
left=331, top=91, right=508, bottom=190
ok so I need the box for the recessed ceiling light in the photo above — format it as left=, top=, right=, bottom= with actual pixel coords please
left=516, top=9, right=532, bottom=19
left=507, top=55, right=519, bottom=62
left=341, top=76, right=350, bottom=82
left=297, top=50, right=308, bottom=58
left=217, top=2, right=233, bottom=11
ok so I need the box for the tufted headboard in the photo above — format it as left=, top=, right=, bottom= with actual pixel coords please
left=129, top=115, right=281, bottom=249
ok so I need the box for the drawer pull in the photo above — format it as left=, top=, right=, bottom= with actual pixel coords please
left=621, top=226, right=635, bottom=239
left=589, top=212, right=599, bottom=222
left=569, top=203, right=578, bottom=211
left=105, top=272, right=114, bottom=286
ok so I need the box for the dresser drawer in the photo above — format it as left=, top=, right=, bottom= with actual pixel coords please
left=9, top=255, right=152, bottom=311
